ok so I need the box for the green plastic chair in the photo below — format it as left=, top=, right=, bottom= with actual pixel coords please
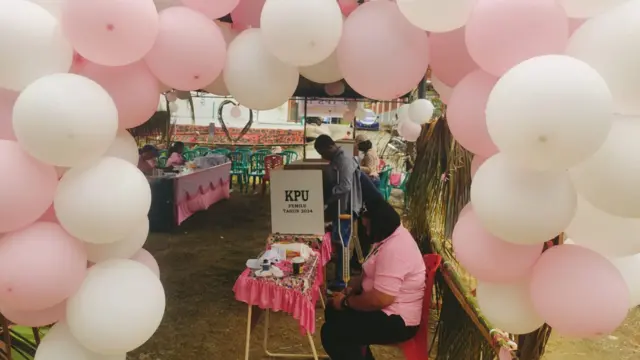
left=249, top=152, right=267, bottom=190
left=256, top=149, right=272, bottom=155
left=378, top=166, right=392, bottom=201
left=236, top=147, right=252, bottom=155
left=391, top=172, right=410, bottom=205
left=157, top=156, right=167, bottom=168
left=192, top=147, right=211, bottom=157
left=182, top=150, right=196, bottom=161
left=211, top=148, right=230, bottom=156
left=279, top=150, right=298, bottom=165
left=228, top=151, right=249, bottom=192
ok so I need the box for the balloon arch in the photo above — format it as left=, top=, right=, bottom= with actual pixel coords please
left=2, top=0, right=640, bottom=359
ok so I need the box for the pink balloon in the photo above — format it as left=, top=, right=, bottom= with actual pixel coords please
left=131, top=249, right=160, bottom=278
left=69, top=52, right=87, bottom=74
left=447, top=70, right=499, bottom=158
left=231, top=0, right=265, bottom=29
left=325, top=82, right=345, bottom=96
left=79, top=61, right=160, bottom=129
left=61, top=0, right=159, bottom=66
left=453, top=204, right=542, bottom=283
left=145, top=7, right=227, bottom=91
left=569, top=18, right=585, bottom=35
left=530, top=245, right=629, bottom=337
left=465, top=0, right=569, bottom=76
left=429, top=28, right=478, bottom=87
left=399, top=121, right=422, bottom=142
left=337, top=1, right=429, bottom=100
left=0, top=222, right=87, bottom=311
left=0, top=141, right=58, bottom=233
left=230, top=106, right=241, bottom=118
left=470, top=155, right=486, bottom=178
left=0, top=300, right=65, bottom=327
left=181, top=0, right=240, bottom=19
left=165, top=92, right=178, bottom=103
left=0, top=89, right=18, bottom=141
left=37, top=205, right=59, bottom=223
left=338, top=0, right=359, bottom=17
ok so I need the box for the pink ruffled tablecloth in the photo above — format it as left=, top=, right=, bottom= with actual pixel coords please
left=174, top=163, right=231, bottom=225
left=233, top=253, right=322, bottom=334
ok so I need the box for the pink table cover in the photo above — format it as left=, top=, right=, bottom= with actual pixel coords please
left=233, top=253, right=322, bottom=334
left=174, top=163, right=231, bottom=225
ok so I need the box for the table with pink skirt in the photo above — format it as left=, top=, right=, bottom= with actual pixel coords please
left=232, top=233, right=332, bottom=360
left=148, top=162, right=231, bottom=232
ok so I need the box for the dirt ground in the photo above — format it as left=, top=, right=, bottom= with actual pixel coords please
left=131, top=190, right=640, bottom=360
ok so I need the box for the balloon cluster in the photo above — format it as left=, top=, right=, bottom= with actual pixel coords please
left=445, top=0, right=640, bottom=339
left=396, top=99, right=435, bottom=142
left=1, top=0, right=169, bottom=358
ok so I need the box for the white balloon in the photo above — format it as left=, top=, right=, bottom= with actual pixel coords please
left=571, top=116, right=640, bottom=218
left=567, top=1, right=640, bottom=115
left=203, top=76, right=230, bottom=96
left=299, top=50, right=343, bottom=84
left=260, top=0, right=343, bottom=66
left=566, top=196, right=640, bottom=257
left=558, top=0, right=629, bottom=19
left=224, top=29, right=299, bottom=110
left=66, top=259, right=165, bottom=355
left=476, top=279, right=545, bottom=335
left=396, top=104, right=410, bottom=122
left=396, top=0, right=476, bottom=32
left=398, top=120, right=422, bottom=142
left=54, top=157, right=151, bottom=245
left=486, top=55, right=613, bottom=171
left=35, top=322, right=125, bottom=360
left=85, top=218, right=149, bottom=263
left=408, top=99, right=434, bottom=124
left=0, top=0, right=73, bottom=91
left=471, top=153, right=577, bottom=245
left=611, top=254, right=640, bottom=308
left=13, top=73, right=118, bottom=167
left=28, top=0, right=62, bottom=19
left=105, top=130, right=139, bottom=165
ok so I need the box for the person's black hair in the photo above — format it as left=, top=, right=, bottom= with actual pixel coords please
left=314, top=134, right=335, bottom=152
left=357, top=140, right=372, bottom=153
left=169, top=141, right=185, bottom=155
left=361, top=198, right=401, bottom=243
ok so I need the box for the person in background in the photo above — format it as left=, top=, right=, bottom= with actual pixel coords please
left=137, top=145, right=159, bottom=176
left=321, top=198, right=426, bottom=360
left=166, top=141, right=185, bottom=168
left=355, top=133, right=380, bottom=187
left=315, top=135, right=363, bottom=218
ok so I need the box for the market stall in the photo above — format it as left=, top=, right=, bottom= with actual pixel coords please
left=148, top=160, right=231, bottom=232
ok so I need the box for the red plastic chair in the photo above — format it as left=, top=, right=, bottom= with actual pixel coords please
left=261, top=154, right=284, bottom=195
left=363, top=254, right=442, bottom=359
left=397, top=254, right=442, bottom=360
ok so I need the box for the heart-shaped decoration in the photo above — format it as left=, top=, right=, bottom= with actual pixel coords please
left=217, top=99, right=253, bottom=142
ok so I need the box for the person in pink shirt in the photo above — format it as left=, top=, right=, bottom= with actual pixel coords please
left=166, top=141, right=185, bottom=168
left=321, top=198, right=426, bottom=359
left=137, top=144, right=159, bottom=176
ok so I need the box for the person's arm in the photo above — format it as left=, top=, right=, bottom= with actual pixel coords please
left=346, top=275, right=363, bottom=295
left=325, top=157, right=356, bottom=205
